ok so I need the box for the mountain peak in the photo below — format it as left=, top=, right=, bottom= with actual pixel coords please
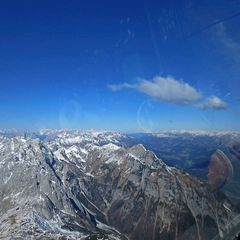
left=0, top=131, right=238, bottom=239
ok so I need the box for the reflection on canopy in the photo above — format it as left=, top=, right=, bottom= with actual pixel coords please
left=208, top=149, right=233, bottom=192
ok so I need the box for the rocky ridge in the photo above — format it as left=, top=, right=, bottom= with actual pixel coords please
left=0, top=130, right=238, bottom=239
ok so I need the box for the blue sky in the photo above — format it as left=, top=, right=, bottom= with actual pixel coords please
left=1, top=0, right=240, bottom=131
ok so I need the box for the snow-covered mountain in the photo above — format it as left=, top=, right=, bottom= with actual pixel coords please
left=0, top=130, right=238, bottom=239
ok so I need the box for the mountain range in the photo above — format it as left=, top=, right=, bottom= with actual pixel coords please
left=0, top=130, right=240, bottom=240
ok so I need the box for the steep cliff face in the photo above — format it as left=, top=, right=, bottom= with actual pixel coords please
left=0, top=135, right=123, bottom=239
left=0, top=131, right=237, bottom=239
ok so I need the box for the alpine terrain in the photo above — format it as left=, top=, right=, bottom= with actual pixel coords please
left=0, top=130, right=238, bottom=240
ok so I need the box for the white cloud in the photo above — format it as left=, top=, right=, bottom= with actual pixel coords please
left=197, top=96, right=228, bottom=110
left=108, top=82, right=135, bottom=91
left=108, top=75, right=201, bottom=105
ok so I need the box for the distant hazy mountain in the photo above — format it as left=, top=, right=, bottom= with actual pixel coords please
left=0, top=130, right=239, bottom=239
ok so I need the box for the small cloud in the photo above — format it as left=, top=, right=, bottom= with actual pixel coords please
left=197, top=96, right=228, bottom=110
left=108, top=83, right=135, bottom=91
left=136, top=76, right=201, bottom=104
left=108, top=75, right=201, bottom=105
